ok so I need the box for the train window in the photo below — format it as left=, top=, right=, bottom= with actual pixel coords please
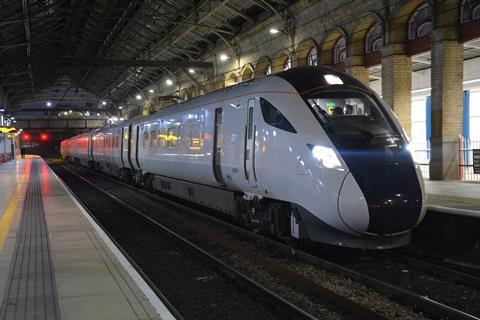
left=260, top=98, right=297, bottom=133
left=167, top=127, right=177, bottom=148
left=158, top=129, right=166, bottom=148
left=247, top=107, right=254, bottom=139
left=306, top=90, right=397, bottom=138
left=143, top=131, right=149, bottom=148
left=150, top=130, right=157, bottom=148
left=189, top=125, right=202, bottom=150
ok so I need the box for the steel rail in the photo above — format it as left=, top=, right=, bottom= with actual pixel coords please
left=62, top=164, right=480, bottom=320
left=377, top=250, right=480, bottom=289
left=58, top=164, right=319, bottom=320
left=52, top=165, right=184, bottom=320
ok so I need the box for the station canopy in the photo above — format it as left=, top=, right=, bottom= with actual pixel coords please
left=0, top=0, right=291, bottom=114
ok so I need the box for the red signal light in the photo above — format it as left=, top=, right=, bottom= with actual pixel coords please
left=23, top=133, right=31, bottom=141
left=40, top=133, right=48, bottom=141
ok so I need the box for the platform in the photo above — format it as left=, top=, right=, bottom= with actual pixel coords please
left=0, top=158, right=174, bottom=320
left=425, top=180, right=480, bottom=216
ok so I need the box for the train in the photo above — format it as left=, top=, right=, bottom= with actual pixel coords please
left=61, top=67, right=426, bottom=249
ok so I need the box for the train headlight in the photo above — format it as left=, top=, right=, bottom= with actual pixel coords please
left=406, top=144, right=414, bottom=153
left=311, top=145, right=343, bottom=169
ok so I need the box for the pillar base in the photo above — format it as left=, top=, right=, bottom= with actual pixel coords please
left=429, top=137, right=460, bottom=180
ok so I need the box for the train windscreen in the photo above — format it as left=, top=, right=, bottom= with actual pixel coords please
left=306, top=90, right=398, bottom=139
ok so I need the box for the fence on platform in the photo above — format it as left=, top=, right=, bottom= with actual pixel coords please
left=409, top=141, right=431, bottom=179
left=409, top=138, right=480, bottom=182
left=460, top=137, right=480, bottom=182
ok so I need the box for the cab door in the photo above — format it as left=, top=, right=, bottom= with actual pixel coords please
left=244, top=98, right=258, bottom=188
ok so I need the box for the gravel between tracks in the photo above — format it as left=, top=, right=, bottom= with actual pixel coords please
left=61, top=164, right=430, bottom=320
left=53, top=165, right=305, bottom=320
left=333, top=254, right=480, bottom=317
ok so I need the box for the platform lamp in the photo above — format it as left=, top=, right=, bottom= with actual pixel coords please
left=269, top=16, right=296, bottom=60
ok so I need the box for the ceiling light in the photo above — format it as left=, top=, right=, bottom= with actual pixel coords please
left=188, top=68, right=195, bottom=74
left=136, top=94, right=142, bottom=100
left=149, top=89, right=154, bottom=93
left=219, top=54, right=229, bottom=61
left=96, top=113, right=100, bottom=116
left=118, top=106, right=123, bottom=109
left=165, top=79, right=173, bottom=86
left=63, top=111, right=68, bottom=115
left=269, top=28, right=280, bottom=34
left=0, top=108, right=4, bottom=112
left=69, top=110, right=72, bottom=113
left=46, top=102, right=52, bottom=107
left=102, top=101, right=107, bottom=106
left=10, top=117, right=15, bottom=120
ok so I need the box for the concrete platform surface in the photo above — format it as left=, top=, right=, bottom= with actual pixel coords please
left=425, top=180, right=480, bottom=215
left=0, top=158, right=175, bottom=320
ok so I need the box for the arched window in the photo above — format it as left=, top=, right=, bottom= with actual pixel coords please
left=307, top=47, right=317, bottom=66
left=365, top=22, right=382, bottom=54
left=408, top=3, right=432, bottom=40
left=333, top=37, right=346, bottom=64
left=283, top=56, right=292, bottom=70
left=241, top=67, right=254, bottom=81
left=461, top=0, right=480, bottom=22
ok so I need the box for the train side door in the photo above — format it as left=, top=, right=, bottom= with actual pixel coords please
left=127, top=124, right=136, bottom=169
left=88, top=135, right=93, bottom=161
left=213, top=108, right=226, bottom=185
left=121, top=126, right=128, bottom=166
left=244, top=98, right=258, bottom=188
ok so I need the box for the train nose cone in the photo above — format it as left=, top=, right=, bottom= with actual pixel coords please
left=337, top=173, right=369, bottom=234
left=353, top=162, right=423, bottom=235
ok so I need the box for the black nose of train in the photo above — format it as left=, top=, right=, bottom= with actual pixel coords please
left=353, top=161, right=423, bottom=235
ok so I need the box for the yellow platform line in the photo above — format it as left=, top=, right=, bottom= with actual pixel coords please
left=0, top=165, right=29, bottom=252
left=0, top=192, right=20, bottom=252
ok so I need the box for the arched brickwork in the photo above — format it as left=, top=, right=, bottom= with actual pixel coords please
left=350, top=12, right=384, bottom=56
left=389, top=0, right=432, bottom=46
left=254, top=56, right=272, bottom=77
left=240, top=63, right=255, bottom=81
left=320, top=27, right=348, bottom=70
left=295, top=38, right=318, bottom=66
left=180, top=88, right=188, bottom=101
left=225, top=72, right=238, bottom=87
left=272, top=51, right=291, bottom=73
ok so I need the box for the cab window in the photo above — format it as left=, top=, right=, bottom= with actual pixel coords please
left=260, top=98, right=297, bottom=133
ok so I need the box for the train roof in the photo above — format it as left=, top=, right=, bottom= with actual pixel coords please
left=275, top=66, right=368, bottom=97
left=91, top=67, right=371, bottom=133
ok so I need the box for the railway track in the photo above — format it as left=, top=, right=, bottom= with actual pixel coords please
left=53, top=164, right=321, bottom=320
left=376, top=250, right=480, bottom=290
left=53, top=163, right=480, bottom=320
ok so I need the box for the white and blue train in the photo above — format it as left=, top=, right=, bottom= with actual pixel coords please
left=61, top=67, right=426, bottom=249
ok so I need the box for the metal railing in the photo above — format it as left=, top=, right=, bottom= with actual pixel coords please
left=409, top=141, right=431, bottom=179
left=409, top=138, right=480, bottom=182
left=460, top=137, right=480, bottom=182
